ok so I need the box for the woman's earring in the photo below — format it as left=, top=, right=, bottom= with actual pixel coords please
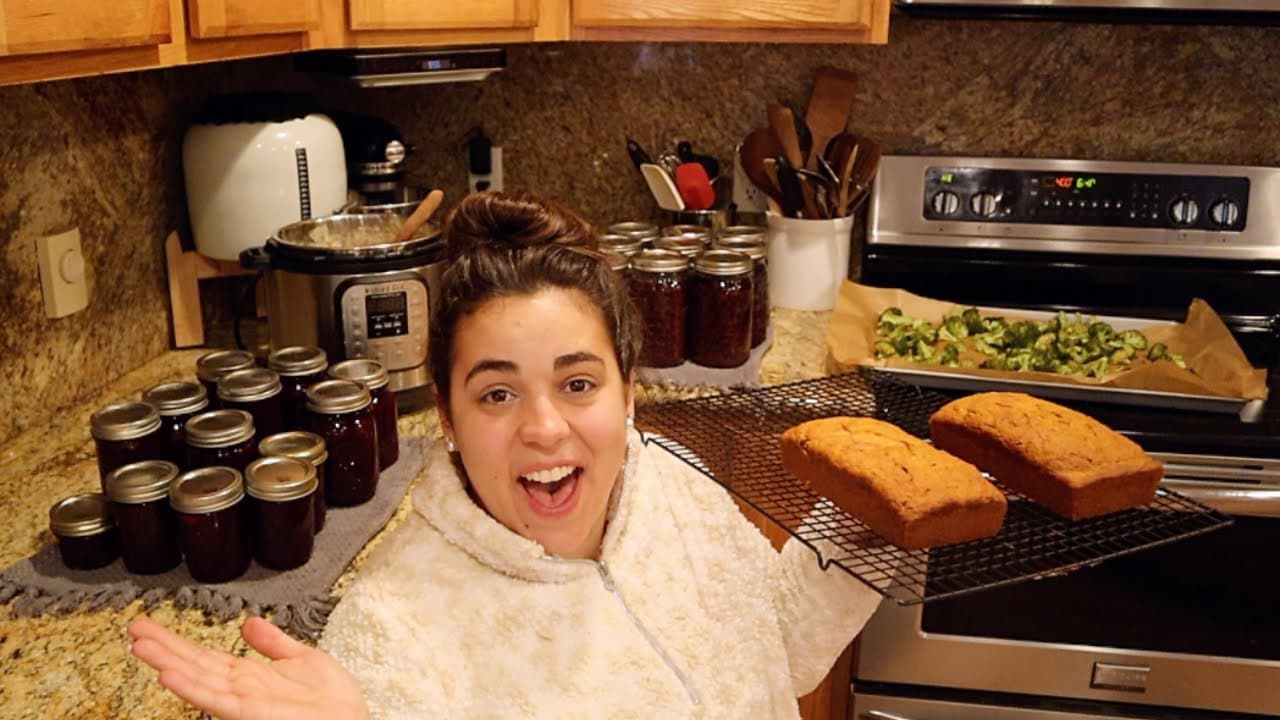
left=446, top=437, right=457, bottom=452
left=626, top=416, right=634, bottom=428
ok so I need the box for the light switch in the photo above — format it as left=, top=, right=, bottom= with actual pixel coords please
left=36, top=228, right=90, bottom=318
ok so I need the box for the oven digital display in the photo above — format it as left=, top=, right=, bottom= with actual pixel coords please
left=366, top=291, right=408, bottom=338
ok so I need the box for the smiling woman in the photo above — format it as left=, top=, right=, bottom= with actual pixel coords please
left=127, top=191, right=883, bottom=720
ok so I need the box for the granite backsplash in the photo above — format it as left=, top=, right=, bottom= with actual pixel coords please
left=1, top=16, right=1278, bottom=447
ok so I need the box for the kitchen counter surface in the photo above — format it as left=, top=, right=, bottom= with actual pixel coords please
left=0, top=309, right=831, bottom=719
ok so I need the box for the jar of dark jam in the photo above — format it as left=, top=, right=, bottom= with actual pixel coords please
left=142, top=381, right=209, bottom=469
left=185, top=409, right=257, bottom=472
left=195, top=349, right=256, bottom=403
left=267, top=345, right=328, bottom=431
left=628, top=249, right=690, bottom=368
left=660, top=224, right=713, bottom=244
left=653, top=235, right=706, bottom=261
left=49, top=493, right=119, bottom=570
left=244, top=456, right=317, bottom=570
left=599, top=234, right=645, bottom=258
left=170, top=466, right=250, bottom=583
left=259, top=431, right=328, bottom=533
left=602, top=251, right=629, bottom=274
left=104, top=460, right=182, bottom=574
left=306, top=380, right=379, bottom=507
left=90, top=400, right=166, bottom=492
left=329, top=359, right=398, bottom=470
left=218, top=368, right=284, bottom=438
left=606, top=221, right=660, bottom=245
left=689, top=249, right=754, bottom=368
left=713, top=235, right=769, bottom=348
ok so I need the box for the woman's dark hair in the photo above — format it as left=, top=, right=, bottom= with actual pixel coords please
left=428, top=191, right=643, bottom=406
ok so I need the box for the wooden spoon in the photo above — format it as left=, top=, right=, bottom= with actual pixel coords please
left=739, top=128, right=787, bottom=205
left=392, top=189, right=445, bottom=243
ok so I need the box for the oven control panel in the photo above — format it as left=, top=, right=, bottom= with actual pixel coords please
left=922, top=166, right=1251, bottom=231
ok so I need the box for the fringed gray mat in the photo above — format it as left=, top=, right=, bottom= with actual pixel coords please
left=0, top=436, right=429, bottom=642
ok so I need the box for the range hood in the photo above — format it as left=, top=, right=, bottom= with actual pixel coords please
left=895, top=0, right=1280, bottom=24
left=296, top=47, right=506, bottom=88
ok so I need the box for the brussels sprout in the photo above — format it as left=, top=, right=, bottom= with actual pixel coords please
left=1148, top=343, right=1168, bottom=361
left=1119, top=329, right=1149, bottom=350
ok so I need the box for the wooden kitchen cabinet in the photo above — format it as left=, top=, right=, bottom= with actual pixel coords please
left=185, top=0, right=317, bottom=39
left=347, top=0, right=538, bottom=31
left=325, top=0, right=567, bottom=48
left=0, top=0, right=170, bottom=56
left=572, top=0, right=890, bottom=44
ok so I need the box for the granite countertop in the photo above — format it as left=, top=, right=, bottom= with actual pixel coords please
left=0, top=309, right=831, bottom=719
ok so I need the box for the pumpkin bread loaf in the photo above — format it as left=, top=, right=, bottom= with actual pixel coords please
left=929, top=392, right=1164, bottom=520
left=779, top=417, right=1007, bottom=550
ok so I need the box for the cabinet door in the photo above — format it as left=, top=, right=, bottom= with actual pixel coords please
left=573, top=0, right=871, bottom=30
left=187, top=0, right=316, bottom=39
left=0, top=0, right=170, bottom=56
left=348, top=0, right=538, bottom=31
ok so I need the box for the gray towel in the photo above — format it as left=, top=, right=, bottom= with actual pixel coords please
left=0, top=436, right=428, bottom=641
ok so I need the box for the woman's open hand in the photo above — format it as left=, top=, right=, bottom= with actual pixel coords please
left=128, top=615, right=369, bottom=720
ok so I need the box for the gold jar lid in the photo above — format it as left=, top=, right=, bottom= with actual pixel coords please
left=170, top=466, right=245, bottom=514
left=105, top=460, right=180, bottom=504
left=606, top=221, right=660, bottom=241
left=653, top=236, right=706, bottom=258
left=598, top=234, right=645, bottom=257
left=90, top=400, right=162, bottom=441
left=49, top=493, right=115, bottom=537
left=195, top=349, right=256, bottom=383
left=218, top=368, right=282, bottom=403
left=602, top=251, right=629, bottom=272
left=712, top=236, right=766, bottom=262
left=184, top=409, right=255, bottom=448
left=720, top=225, right=766, bottom=242
left=328, top=358, right=390, bottom=390
left=693, top=249, right=753, bottom=277
left=268, top=345, right=328, bottom=376
left=245, top=456, right=318, bottom=502
left=630, top=248, right=689, bottom=273
left=306, top=379, right=371, bottom=415
left=259, top=431, right=328, bottom=465
left=143, top=381, right=209, bottom=416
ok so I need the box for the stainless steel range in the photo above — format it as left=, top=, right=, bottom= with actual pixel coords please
left=853, top=156, right=1280, bottom=719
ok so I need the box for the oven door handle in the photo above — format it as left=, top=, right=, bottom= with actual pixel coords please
left=1161, top=478, right=1280, bottom=518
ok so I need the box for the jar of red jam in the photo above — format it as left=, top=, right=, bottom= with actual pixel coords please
left=713, top=234, right=769, bottom=348
left=49, top=493, right=119, bottom=570
left=90, top=400, right=166, bottom=492
left=306, top=380, right=379, bottom=507
left=606, top=221, right=659, bottom=245
left=602, top=251, right=629, bottom=274
left=267, top=346, right=328, bottom=431
left=259, top=431, right=328, bottom=533
left=689, top=249, right=754, bottom=368
left=142, top=381, right=209, bottom=469
left=653, top=235, right=706, bottom=261
left=599, top=234, right=645, bottom=258
left=329, top=359, right=398, bottom=470
left=104, top=460, right=182, bottom=574
left=245, top=456, right=317, bottom=570
left=185, top=409, right=257, bottom=472
left=218, top=368, right=284, bottom=438
left=628, top=249, right=690, bottom=368
left=170, top=466, right=250, bottom=583
left=195, top=349, right=256, bottom=403
left=660, top=224, right=713, bottom=243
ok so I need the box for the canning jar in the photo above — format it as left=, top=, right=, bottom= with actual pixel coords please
left=306, top=380, right=380, bottom=507
left=90, top=400, right=166, bottom=492
left=660, top=224, right=713, bottom=244
left=170, top=466, right=250, bottom=583
left=49, top=493, right=119, bottom=571
left=142, top=381, right=209, bottom=469
left=259, top=431, right=328, bottom=533
left=267, top=346, right=328, bottom=431
left=195, top=349, right=256, bottom=402
left=329, top=359, right=398, bottom=470
left=689, top=249, right=754, bottom=368
left=244, top=456, right=317, bottom=570
left=598, top=234, right=645, bottom=257
left=713, top=234, right=769, bottom=348
left=602, top=251, right=629, bottom=274
left=627, top=249, right=690, bottom=368
left=606, top=221, right=660, bottom=245
left=218, top=368, right=284, bottom=438
left=185, top=409, right=257, bottom=472
left=104, top=460, right=182, bottom=574
left=653, top=236, right=706, bottom=261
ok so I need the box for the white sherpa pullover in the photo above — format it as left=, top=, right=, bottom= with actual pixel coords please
left=319, top=431, right=882, bottom=719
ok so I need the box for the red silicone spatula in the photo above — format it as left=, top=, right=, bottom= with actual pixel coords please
left=674, top=162, right=716, bottom=211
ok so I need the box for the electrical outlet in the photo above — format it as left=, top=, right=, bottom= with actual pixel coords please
left=36, top=228, right=89, bottom=318
left=469, top=146, right=503, bottom=193
left=732, top=144, right=768, bottom=213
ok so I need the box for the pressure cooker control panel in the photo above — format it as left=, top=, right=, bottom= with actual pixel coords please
left=338, top=277, right=428, bottom=372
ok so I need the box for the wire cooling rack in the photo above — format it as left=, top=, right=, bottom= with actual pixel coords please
left=635, top=369, right=1233, bottom=605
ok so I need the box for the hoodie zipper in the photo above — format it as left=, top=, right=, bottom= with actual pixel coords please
left=595, top=560, right=702, bottom=707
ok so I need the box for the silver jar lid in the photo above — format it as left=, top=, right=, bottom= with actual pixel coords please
left=268, top=346, right=328, bottom=376
left=328, top=358, right=390, bottom=390
left=184, top=409, right=256, bottom=448
left=49, top=493, right=115, bottom=537
left=218, top=368, right=283, bottom=403
left=720, top=225, right=766, bottom=242
left=306, top=379, right=371, bottom=414
left=170, top=466, right=245, bottom=514
left=196, top=349, right=256, bottom=383
left=630, top=248, right=690, bottom=273
left=245, top=456, right=318, bottom=502
left=259, top=431, right=328, bottom=465
left=606, top=221, right=660, bottom=240
left=90, top=400, right=162, bottom=441
left=602, top=251, right=629, bottom=272
left=143, top=381, right=209, bottom=416
left=598, top=234, right=645, bottom=257
left=653, top=236, right=706, bottom=258
left=713, top=236, right=766, bottom=262
left=105, top=460, right=180, bottom=504
left=693, top=249, right=753, bottom=276
left=660, top=224, right=712, bottom=241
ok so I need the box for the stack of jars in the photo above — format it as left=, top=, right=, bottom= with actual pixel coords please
left=50, top=346, right=402, bottom=583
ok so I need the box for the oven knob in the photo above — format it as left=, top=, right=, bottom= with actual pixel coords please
left=1169, top=196, right=1200, bottom=226
left=969, top=191, right=1000, bottom=218
left=1209, top=198, right=1241, bottom=227
left=930, top=190, right=960, bottom=216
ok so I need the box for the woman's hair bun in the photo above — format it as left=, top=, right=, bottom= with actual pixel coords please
left=445, top=191, right=597, bottom=254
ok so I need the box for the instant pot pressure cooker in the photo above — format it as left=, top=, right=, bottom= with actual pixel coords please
left=241, top=214, right=445, bottom=400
